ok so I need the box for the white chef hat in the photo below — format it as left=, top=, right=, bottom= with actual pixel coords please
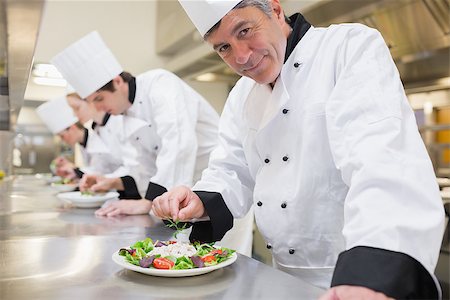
left=36, top=96, right=78, bottom=134
left=178, top=0, right=241, bottom=37
left=51, top=31, right=123, bottom=99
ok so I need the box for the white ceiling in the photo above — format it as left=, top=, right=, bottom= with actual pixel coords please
left=25, top=0, right=169, bottom=101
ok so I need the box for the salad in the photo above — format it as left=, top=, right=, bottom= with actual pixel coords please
left=53, top=177, right=75, bottom=185
left=118, top=237, right=235, bottom=270
left=80, top=190, right=105, bottom=196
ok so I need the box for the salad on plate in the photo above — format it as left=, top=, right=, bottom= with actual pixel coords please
left=115, top=237, right=236, bottom=273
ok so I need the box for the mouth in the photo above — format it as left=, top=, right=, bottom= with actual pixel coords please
left=242, top=56, right=264, bottom=73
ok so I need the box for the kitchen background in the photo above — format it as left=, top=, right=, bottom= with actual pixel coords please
left=1, top=0, right=449, bottom=294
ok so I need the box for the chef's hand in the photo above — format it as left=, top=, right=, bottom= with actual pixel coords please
left=319, top=286, right=395, bottom=300
left=56, top=165, right=77, bottom=179
left=95, top=199, right=152, bottom=217
left=79, top=174, right=120, bottom=192
left=54, top=156, right=71, bottom=168
left=79, top=174, right=99, bottom=192
left=55, top=157, right=76, bottom=178
left=152, top=186, right=205, bottom=221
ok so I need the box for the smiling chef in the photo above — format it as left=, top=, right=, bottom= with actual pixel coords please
left=150, top=0, right=446, bottom=299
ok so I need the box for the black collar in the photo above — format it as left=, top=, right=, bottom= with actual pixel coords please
left=80, top=128, right=88, bottom=147
left=92, top=113, right=111, bottom=129
left=128, top=76, right=137, bottom=104
left=284, top=13, right=311, bottom=62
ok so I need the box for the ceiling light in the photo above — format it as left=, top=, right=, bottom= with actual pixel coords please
left=32, top=63, right=63, bottom=78
left=196, top=73, right=217, bottom=82
left=33, top=77, right=67, bottom=87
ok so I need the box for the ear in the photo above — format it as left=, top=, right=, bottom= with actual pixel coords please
left=271, top=0, right=284, bottom=21
left=113, top=75, right=123, bottom=87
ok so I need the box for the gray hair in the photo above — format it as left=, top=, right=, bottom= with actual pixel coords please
left=204, top=0, right=272, bottom=39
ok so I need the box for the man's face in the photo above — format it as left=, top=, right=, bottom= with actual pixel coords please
left=85, top=77, right=130, bottom=115
left=206, top=2, right=287, bottom=85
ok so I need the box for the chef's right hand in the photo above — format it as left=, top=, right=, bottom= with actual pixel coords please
left=80, top=175, right=122, bottom=193
left=79, top=174, right=101, bottom=192
left=56, top=165, right=76, bottom=179
left=152, top=186, right=206, bottom=221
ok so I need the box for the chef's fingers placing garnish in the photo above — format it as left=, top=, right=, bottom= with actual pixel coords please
left=151, top=194, right=167, bottom=219
left=178, top=191, right=204, bottom=220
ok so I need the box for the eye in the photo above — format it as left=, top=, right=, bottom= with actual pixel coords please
left=238, top=28, right=250, bottom=37
left=94, top=96, right=103, bottom=103
left=217, top=44, right=230, bottom=53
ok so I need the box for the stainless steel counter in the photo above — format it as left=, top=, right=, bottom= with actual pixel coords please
left=0, top=175, right=324, bottom=300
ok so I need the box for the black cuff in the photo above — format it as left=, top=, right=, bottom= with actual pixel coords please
left=331, top=246, right=439, bottom=299
left=144, top=181, right=167, bottom=201
left=189, top=191, right=233, bottom=243
left=119, top=176, right=141, bottom=199
left=73, top=168, right=84, bottom=179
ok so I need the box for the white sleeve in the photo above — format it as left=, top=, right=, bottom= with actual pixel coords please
left=325, top=25, right=445, bottom=274
left=149, top=73, right=198, bottom=188
left=194, top=83, right=255, bottom=218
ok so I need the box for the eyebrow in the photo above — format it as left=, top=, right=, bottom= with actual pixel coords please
left=212, top=20, right=249, bottom=51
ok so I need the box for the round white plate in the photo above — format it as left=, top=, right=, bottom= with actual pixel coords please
left=51, top=182, right=78, bottom=192
left=57, top=191, right=119, bottom=208
left=112, top=251, right=237, bottom=277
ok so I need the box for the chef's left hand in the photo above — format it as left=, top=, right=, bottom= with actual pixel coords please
left=56, top=165, right=76, bottom=179
left=319, top=286, right=394, bottom=300
left=95, top=199, right=152, bottom=217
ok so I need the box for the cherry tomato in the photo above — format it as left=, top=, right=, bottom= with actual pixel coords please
left=153, top=257, right=175, bottom=269
left=201, top=255, right=216, bottom=263
left=210, top=249, right=223, bottom=255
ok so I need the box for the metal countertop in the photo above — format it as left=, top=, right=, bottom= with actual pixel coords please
left=0, top=175, right=324, bottom=300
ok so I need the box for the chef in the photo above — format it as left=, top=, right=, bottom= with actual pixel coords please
left=36, top=96, right=120, bottom=179
left=151, top=0, right=445, bottom=298
left=67, top=93, right=144, bottom=199
left=51, top=31, right=220, bottom=200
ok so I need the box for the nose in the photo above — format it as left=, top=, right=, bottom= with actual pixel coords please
left=233, top=42, right=251, bottom=65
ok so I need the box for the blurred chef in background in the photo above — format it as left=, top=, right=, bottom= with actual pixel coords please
left=36, top=96, right=121, bottom=181
left=67, top=92, right=146, bottom=200
left=51, top=31, right=220, bottom=207
left=151, top=0, right=446, bottom=298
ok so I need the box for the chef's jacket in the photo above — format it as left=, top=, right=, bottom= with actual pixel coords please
left=93, top=115, right=143, bottom=182
left=192, top=23, right=445, bottom=296
left=124, top=69, right=219, bottom=196
left=79, top=128, right=123, bottom=176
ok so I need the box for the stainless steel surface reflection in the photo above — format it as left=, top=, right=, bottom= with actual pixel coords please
left=0, top=175, right=324, bottom=299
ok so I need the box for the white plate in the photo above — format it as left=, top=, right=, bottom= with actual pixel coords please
left=57, top=191, right=119, bottom=208
left=112, top=251, right=237, bottom=277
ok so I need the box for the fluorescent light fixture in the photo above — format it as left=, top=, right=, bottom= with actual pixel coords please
left=195, top=73, right=217, bottom=82
left=32, top=63, right=63, bottom=78
left=33, top=77, right=67, bottom=87
left=32, top=63, right=67, bottom=87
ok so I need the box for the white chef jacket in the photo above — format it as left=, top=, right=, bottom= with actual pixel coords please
left=94, top=115, right=142, bottom=182
left=124, top=69, right=219, bottom=193
left=79, top=129, right=123, bottom=175
left=193, top=24, right=445, bottom=289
